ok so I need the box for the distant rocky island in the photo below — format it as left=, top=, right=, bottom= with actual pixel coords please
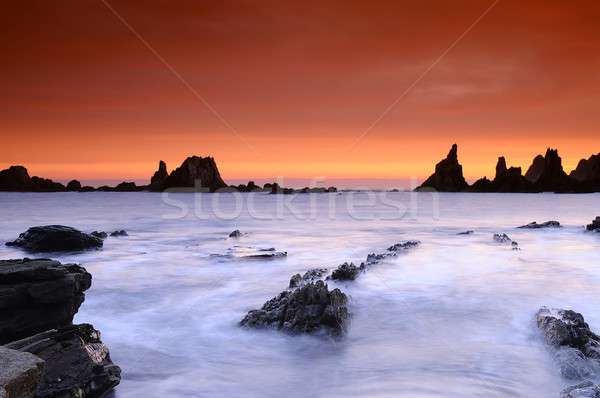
left=1, top=146, right=599, bottom=193
left=416, top=144, right=600, bottom=193
left=0, top=156, right=336, bottom=194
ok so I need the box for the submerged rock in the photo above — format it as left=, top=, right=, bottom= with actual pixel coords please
left=5, top=225, right=103, bottom=252
left=289, top=268, right=328, bottom=289
left=518, top=221, right=561, bottom=229
left=0, top=258, right=92, bottom=344
left=330, top=262, right=363, bottom=281
left=457, top=230, right=474, bottom=235
left=240, top=280, right=348, bottom=336
left=212, top=246, right=287, bottom=260
left=109, top=230, right=128, bottom=237
left=388, top=241, right=421, bottom=251
left=0, top=346, right=45, bottom=398
left=91, top=231, right=108, bottom=239
left=493, top=233, right=519, bottom=249
left=5, top=324, right=121, bottom=398
left=228, top=230, right=242, bottom=238
left=587, top=217, right=600, bottom=232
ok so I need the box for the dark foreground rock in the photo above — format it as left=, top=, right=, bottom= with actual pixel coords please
left=240, top=280, right=348, bottom=336
left=0, top=259, right=92, bottom=344
left=518, top=221, right=561, bottom=229
left=0, top=346, right=45, bottom=398
left=90, top=231, right=108, bottom=239
left=493, top=233, right=519, bottom=249
left=5, top=324, right=121, bottom=398
left=6, top=226, right=103, bottom=252
left=109, top=230, right=128, bottom=237
left=587, top=217, right=600, bottom=232
left=536, top=307, right=600, bottom=387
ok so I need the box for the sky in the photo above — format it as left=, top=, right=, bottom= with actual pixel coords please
left=1, top=0, right=599, bottom=187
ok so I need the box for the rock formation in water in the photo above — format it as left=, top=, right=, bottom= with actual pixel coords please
left=0, top=166, right=66, bottom=192
left=571, top=153, right=600, bottom=191
left=416, top=144, right=468, bottom=192
left=0, top=258, right=92, bottom=344
left=518, top=221, right=561, bottom=229
left=0, top=259, right=121, bottom=397
left=149, top=160, right=169, bottom=191
left=66, top=180, right=82, bottom=191
left=534, top=148, right=577, bottom=192
left=6, top=225, right=103, bottom=252
left=240, top=280, right=348, bottom=336
left=537, top=307, right=600, bottom=394
left=525, top=154, right=546, bottom=183
left=161, top=156, right=227, bottom=192
left=587, top=217, right=600, bottom=232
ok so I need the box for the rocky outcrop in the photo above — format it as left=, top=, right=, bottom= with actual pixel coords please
left=537, top=308, right=600, bottom=395
left=0, top=259, right=92, bottom=344
left=91, top=231, right=108, bottom=239
left=416, top=144, right=468, bottom=192
left=161, top=156, right=227, bottom=192
left=587, top=217, right=600, bottom=232
left=5, top=324, right=121, bottom=398
left=240, top=280, right=348, bottom=336
left=518, top=221, right=561, bottom=229
left=5, top=226, right=103, bottom=252
left=469, top=157, right=534, bottom=192
left=0, top=166, right=65, bottom=192
left=571, top=154, right=600, bottom=182
left=0, top=346, right=45, bottom=398
left=109, top=230, right=128, bottom=237
left=65, top=180, right=81, bottom=191
left=525, top=154, right=546, bottom=183
left=534, top=148, right=577, bottom=192
left=149, top=160, right=168, bottom=191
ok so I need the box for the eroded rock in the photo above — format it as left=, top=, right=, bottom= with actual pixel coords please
left=0, top=346, right=45, bottom=398
left=518, top=221, right=561, bottom=229
left=289, top=268, right=328, bottom=289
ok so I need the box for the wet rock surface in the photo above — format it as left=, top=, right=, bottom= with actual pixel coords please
left=5, top=324, right=121, bottom=398
left=109, top=230, right=128, bottom=237
left=518, top=221, right=561, bottom=229
left=240, top=280, right=348, bottom=336
left=5, top=226, right=103, bottom=253
left=537, top=308, right=600, bottom=395
left=212, top=246, right=287, bottom=260
left=90, top=231, right=108, bottom=239
left=0, top=346, right=45, bottom=398
left=560, top=381, right=600, bottom=398
left=0, top=259, right=92, bottom=344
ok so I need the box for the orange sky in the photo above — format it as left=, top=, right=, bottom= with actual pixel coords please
left=1, top=0, right=599, bottom=186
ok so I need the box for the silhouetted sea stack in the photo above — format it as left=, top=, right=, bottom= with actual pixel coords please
left=416, top=144, right=468, bottom=192
left=534, top=148, right=574, bottom=192
left=161, top=156, right=227, bottom=192
left=571, top=153, right=600, bottom=190
left=0, top=166, right=65, bottom=192
left=525, top=154, right=545, bottom=183
left=149, top=160, right=169, bottom=191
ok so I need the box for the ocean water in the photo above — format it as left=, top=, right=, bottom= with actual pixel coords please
left=1, top=191, right=600, bottom=398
